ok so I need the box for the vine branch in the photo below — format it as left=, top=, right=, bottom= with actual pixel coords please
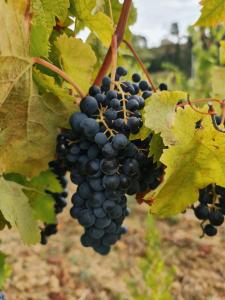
left=94, top=0, right=132, bottom=85
left=123, top=39, right=157, bottom=92
left=32, top=57, right=85, bottom=99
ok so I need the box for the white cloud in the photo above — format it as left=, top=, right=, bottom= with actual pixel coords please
left=131, top=0, right=201, bottom=47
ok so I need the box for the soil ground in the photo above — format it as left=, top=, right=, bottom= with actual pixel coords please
left=1, top=191, right=225, bottom=300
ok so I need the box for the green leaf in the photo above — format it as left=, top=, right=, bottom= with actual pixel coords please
left=145, top=107, right=225, bottom=217
left=72, top=0, right=113, bottom=47
left=0, top=252, right=11, bottom=289
left=212, top=66, right=225, bottom=98
left=30, top=0, right=70, bottom=56
left=144, top=91, right=187, bottom=146
left=54, top=34, right=97, bottom=93
left=33, top=68, right=76, bottom=103
left=0, top=177, right=40, bottom=244
left=220, top=41, right=225, bottom=65
left=195, top=0, right=225, bottom=27
left=5, top=171, right=62, bottom=224
left=149, top=134, right=164, bottom=164
left=26, top=171, right=62, bottom=223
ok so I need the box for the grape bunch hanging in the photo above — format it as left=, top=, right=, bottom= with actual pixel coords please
left=192, top=185, right=225, bottom=237
left=54, top=67, right=164, bottom=255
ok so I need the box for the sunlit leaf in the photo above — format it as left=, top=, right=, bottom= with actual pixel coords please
left=145, top=107, right=225, bottom=216
left=0, top=177, right=40, bottom=244
left=195, top=0, right=225, bottom=27
left=54, top=34, right=97, bottom=93
left=144, top=91, right=187, bottom=146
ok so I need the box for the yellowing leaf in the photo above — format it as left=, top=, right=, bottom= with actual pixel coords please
left=72, top=0, right=113, bottom=47
left=0, top=177, right=40, bottom=244
left=55, top=34, right=97, bottom=93
left=144, top=91, right=187, bottom=146
left=195, top=0, right=225, bottom=27
left=0, top=0, right=28, bottom=56
left=30, top=0, right=70, bottom=56
left=212, top=66, right=225, bottom=99
left=33, top=68, right=76, bottom=104
left=145, top=107, right=225, bottom=217
left=85, top=12, right=114, bottom=47
left=0, top=57, right=72, bottom=177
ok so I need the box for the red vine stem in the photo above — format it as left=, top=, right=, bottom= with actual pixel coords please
left=110, top=35, right=118, bottom=90
left=94, top=0, right=132, bottom=85
left=123, top=39, right=157, bottom=92
left=176, top=97, right=222, bottom=116
left=32, top=57, right=85, bottom=98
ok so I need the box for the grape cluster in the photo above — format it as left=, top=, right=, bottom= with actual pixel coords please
left=192, top=184, right=225, bottom=237
left=54, top=67, right=164, bottom=254
left=0, top=292, right=5, bottom=300
left=40, top=160, right=68, bottom=245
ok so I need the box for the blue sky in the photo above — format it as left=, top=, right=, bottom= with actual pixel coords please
left=131, top=0, right=201, bottom=46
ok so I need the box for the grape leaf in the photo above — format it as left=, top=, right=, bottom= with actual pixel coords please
left=33, top=68, right=76, bottom=103
left=145, top=107, right=225, bottom=217
left=220, top=41, right=225, bottom=65
left=144, top=91, right=187, bottom=146
left=212, top=66, right=225, bottom=99
left=30, top=0, right=70, bottom=56
left=0, top=0, right=28, bottom=56
left=5, top=170, right=62, bottom=224
left=0, top=56, right=72, bottom=177
left=195, top=0, right=225, bottom=27
left=0, top=252, right=11, bottom=289
left=0, top=212, right=10, bottom=231
left=0, top=177, right=40, bottom=244
left=149, top=133, right=164, bottom=164
left=71, top=0, right=113, bottom=47
left=54, top=34, right=97, bottom=93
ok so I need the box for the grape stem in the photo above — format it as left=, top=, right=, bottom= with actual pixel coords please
left=123, top=39, right=157, bottom=93
left=98, top=107, right=116, bottom=137
left=94, top=0, right=133, bottom=85
left=110, top=35, right=118, bottom=90
left=114, top=81, right=129, bottom=124
left=108, top=0, right=114, bottom=25
left=32, top=57, right=85, bottom=99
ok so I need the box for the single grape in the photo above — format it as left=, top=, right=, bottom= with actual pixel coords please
left=112, top=134, right=129, bottom=150
left=132, top=73, right=141, bottom=83
left=209, top=210, right=224, bottom=226
left=95, top=132, right=108, bottom=145
left=116, top=66, right=128, bottom=76
left=139, top=80, right=149, bottom=91
left=159, top=83, right=168, bottom=91
left=204, top=224, right=217, bottom=236
left=194, top=204, right=209, bottom=220
left=80, top=96, right=98, bottom=116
